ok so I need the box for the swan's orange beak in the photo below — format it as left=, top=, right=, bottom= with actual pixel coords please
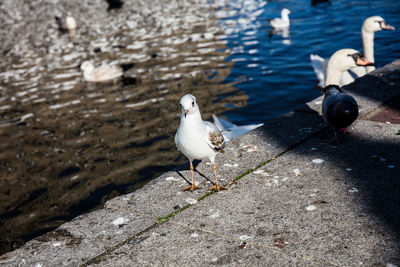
left=381, top=22, right=395, bottom=31
left=356, top=57, right=375, bottom=67
left=184, top=109, right=189, bottom=118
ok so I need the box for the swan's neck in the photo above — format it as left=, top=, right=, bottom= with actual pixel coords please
left=325, top=65, right=343, bottom=87
left=282, top=13, right=290, bottom=22
left=362, top=29, right=376, bottom=72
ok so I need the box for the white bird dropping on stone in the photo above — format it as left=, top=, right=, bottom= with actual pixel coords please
left=293, top=169, right=301, bottom=176
left=165, top=176, right=180, bottom=182
left=112, top=217, right=128, bottom=226
left=312, top=159, right=324, bottom=164
left=191, top=232, right=199, bottom=238
left=239, top=235, right=251, bottom=241
left=224, top=163, right=239, bottom=167
left=185, top=198, right=197, bottom=205
left=348, top=187, right=358, bottom=193
left=306, top=205, right=317, bottom=211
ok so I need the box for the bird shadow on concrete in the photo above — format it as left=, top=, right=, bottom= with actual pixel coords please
left=175, top=160, right=215, bottom=185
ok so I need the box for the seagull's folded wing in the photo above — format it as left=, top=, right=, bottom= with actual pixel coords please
left=204, top=121, right=225, bottom=152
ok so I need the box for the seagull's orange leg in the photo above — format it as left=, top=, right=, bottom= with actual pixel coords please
left=209, top=162, right=227, bottom=192
left=184, top=161, right=200, bottom=192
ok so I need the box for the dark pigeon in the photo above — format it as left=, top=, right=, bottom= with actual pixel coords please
left=322, top=85, right=359, bottom=141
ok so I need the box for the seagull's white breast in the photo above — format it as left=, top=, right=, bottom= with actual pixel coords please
left=175, top=116, right=216, bottom=161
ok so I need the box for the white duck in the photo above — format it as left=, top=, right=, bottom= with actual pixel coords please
left=268, top=8, right=291, bottom=29
left=212, top=114, right=263, bottom=142
left=310, top=16, right=395, bottom=88
left=80, top=61, right=134, bottom=83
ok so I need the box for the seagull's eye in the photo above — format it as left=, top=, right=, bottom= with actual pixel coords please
left=192, top=101, right=195, bottom=107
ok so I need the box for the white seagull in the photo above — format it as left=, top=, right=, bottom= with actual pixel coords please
left=212, top=114, right=263, bottom=142
left=268, top=8, right=291, bottom=29
left=175, top=94, right=227, bottom=192
left=80, top=61, right=134, bottom=83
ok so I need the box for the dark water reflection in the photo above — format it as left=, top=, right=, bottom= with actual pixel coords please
left=0, top=0, right=245, bottom=254
left=0, top=0, right=400, bottom=254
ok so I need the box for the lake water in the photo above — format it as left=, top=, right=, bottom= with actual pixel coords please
left=0, top=0, right=399, bottom=254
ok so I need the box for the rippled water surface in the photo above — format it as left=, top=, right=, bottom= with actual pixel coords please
left=0, top=0, right=399, bottom=254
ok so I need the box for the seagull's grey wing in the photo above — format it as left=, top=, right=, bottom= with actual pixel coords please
left=204, top=121, right=225, bottom=152
left=94, top=65, right=123, bottom=81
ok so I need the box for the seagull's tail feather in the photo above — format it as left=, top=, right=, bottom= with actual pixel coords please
left=212, top=114, right=264, bottom=142
left=310, top=54, right=326, bottom=88
left=212, top=114, right=235, bottom=131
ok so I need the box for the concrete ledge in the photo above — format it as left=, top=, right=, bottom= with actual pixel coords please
left=1, top=60, right=400, bottom=266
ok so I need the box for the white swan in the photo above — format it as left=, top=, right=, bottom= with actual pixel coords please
left=80, top=61, right=134, bottom=82
left=212, top=114, right=263, bottom=142
left=310, top=16, right=395, bottom=88
left=268, top=8, right=291, bottom=29
left=324, top=49, right=374, bottom=86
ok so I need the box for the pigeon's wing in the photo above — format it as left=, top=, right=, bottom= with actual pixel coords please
left=204, top=121, right=225, bottom=152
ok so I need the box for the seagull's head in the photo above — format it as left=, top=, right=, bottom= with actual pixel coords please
left=179, top=94, right=199, bottom=118
left=281, top=8, right=291, bottom=16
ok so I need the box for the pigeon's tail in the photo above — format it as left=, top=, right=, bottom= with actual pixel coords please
left=310, top=54, right=326, bottom=89
left=120, top=63, right=135, bottom=72
left=212, top=114, right=263, bottom=142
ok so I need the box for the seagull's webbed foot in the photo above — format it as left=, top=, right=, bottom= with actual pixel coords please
left=209, top=184, right=227, bottom=192
left=183, top=184, right=201, bottom=192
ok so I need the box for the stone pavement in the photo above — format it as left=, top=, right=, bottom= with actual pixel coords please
left=1, top=61, right=399, bottom=266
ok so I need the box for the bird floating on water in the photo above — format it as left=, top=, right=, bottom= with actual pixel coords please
left=322, top=49, right=374, bottom=142
left=175, top=94, right=227, bottom=192
left=310, top=16, right=395, bottom=88
left=80, top=61, right=134, bottom=83
left=267, top=8, right=291, bottom=29
left=55, top=12, right=77, bottom=32
left=212, top=114, right=263, bottom=142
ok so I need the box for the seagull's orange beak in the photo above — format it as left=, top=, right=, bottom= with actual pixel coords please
left=184, top=109, right=189, bottom=118
left=356, top=57, right=375, bottom=67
